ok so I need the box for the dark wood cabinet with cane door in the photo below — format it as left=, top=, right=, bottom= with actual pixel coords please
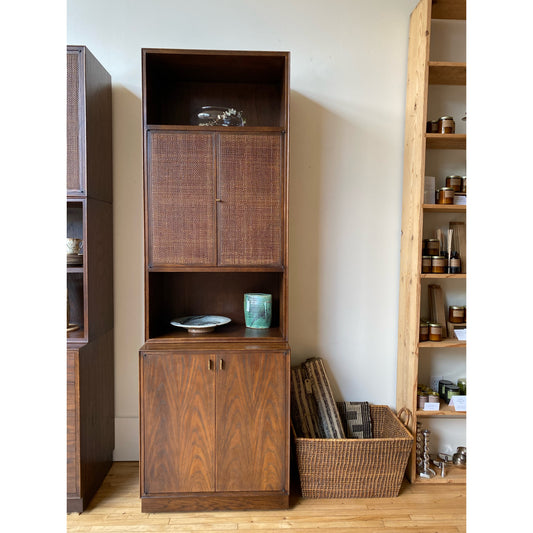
left=140, top=49, right=290, bottom=511
left=67, top=45, right=114, bottom=513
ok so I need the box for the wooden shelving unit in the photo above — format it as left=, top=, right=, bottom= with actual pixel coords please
left=396, top=0, right=466, bottom=484
left=138, top=49, right=291, bottom=513
left=66, top=45, right=114, bottom=512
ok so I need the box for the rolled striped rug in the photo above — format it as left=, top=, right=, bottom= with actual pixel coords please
left=302, top=358, right=345, bottom=439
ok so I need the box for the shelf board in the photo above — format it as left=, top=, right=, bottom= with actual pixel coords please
left=429, top=61, right=466, bottom=85
left=421, top=273, right=466, bottom=279
left=431, top=0, right=466, bottom=20
left=145, top=125, right=285, bottom=133
left=148, top=265, right=285, bottom=273
left=423, top=203, right=466, bottom=213
left=67, top=326, right=86, bottom=342
left=426, top=133, right=466, bottom=150
left=149, top=325, right=285, bottom=343
left=416, top=401, right=466, bottom=417
left=419, top=338, right=466, bottom=348
left=415, top=464, right=466, bottom=484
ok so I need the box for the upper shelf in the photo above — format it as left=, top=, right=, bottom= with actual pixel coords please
left=419, top=338, right=466, bottom=348
left=423, top=204, right=466, bottom=213
left=431, top=0, right=466, bottom=20
left=426, top=134, right=466, bottom=150
left=143, top=49, right=289, bottom=128
left=145, top=125, right=285, bottom=133
left=429, top=62, right=466, bottom=85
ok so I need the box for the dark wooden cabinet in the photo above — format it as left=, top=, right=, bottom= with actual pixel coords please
left=140, top=49, right=290, bottom=512
left=140, top=346, right=289, bottom=511
left=67, top=45, right=114, bottom=513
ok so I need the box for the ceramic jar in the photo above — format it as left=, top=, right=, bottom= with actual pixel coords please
left=244, top=293, right=272, bottom=329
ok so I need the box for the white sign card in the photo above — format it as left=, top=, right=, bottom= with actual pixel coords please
left=449, top=395, right=466, bottom=411
left=423, top=402, right=440, bottom=411
left=454, top=329, right=467, bottom=341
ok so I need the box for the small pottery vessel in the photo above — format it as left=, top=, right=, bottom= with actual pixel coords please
left=244, top=293, right=272, bottom=329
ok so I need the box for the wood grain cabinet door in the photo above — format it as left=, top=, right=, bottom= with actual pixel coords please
left=215, top=351, right=288, bottom=492
left=217, top=133, right=283, bottom=266
left=67, top=349, right=80, bottom=496
left=147, top=131, right=216, bottom=266
left=141, top=352, right=216, bottom=494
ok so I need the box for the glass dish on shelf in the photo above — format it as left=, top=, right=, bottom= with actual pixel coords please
left=193, top=106, right=246, bottom=126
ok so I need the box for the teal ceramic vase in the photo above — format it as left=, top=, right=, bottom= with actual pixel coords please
left=244, top=293, right=272, bottom=329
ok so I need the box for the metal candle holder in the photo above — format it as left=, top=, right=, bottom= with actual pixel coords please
left=416, top=421, right=423, bottom=471
left=419, top=428, right=436, bottom=479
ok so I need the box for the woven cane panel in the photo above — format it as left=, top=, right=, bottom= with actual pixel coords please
left=218, top=134, right=282, bottom=266
left=148, top=131, right=216, bottom=265
left=67, top=51, right=82, bottom=191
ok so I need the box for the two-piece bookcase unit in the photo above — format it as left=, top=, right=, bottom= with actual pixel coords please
left=67, top=45, right=114, bottom=511
left=396, top=0, right=467, bottom=484
left=138, top=49, right=291, bottom=512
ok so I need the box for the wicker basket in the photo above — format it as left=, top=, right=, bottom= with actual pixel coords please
left=293, top=405, right=413, bottom=498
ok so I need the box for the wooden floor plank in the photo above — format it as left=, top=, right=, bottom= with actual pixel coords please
left=67, top=462, right=466, bottom=532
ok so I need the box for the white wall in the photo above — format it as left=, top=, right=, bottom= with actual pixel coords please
left=67, top=0, right=419, bottom=460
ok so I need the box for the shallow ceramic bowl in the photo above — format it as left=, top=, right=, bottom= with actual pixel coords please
left=170, top=315, right=231, bottom=334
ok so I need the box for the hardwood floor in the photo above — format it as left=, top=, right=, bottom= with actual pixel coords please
left=67, top=462, right=466, bottom=532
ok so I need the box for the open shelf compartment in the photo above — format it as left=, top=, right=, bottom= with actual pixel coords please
left=147, top=271, right=285, bottom=341
left=143, top=49, right=289, bottom=128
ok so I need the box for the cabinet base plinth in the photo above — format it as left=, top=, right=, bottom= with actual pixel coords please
left=141, top=492, right=290, bottom=512
left=67, top=496, right=84, bottom=513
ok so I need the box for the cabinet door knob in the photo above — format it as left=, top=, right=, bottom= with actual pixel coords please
left=208, top=359, right=214, bottom=371
left=215, top=198, right=222, bottom=202
left=219, top=359, right=224, bottom=370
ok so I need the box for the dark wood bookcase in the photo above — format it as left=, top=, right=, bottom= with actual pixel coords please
left=67, top=45, right=114, bottom=512
left=139, top=49, right=291, bottom=512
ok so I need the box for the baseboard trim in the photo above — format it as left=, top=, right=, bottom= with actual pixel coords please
left=113, top=417, right=139, bottom=461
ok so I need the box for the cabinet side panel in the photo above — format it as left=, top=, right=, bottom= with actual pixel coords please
left=86, top=199, right=114, bottom=339
left=217, top=133, right=282, bottom=266
left=67, top=49, right=84, bottom=193
left=216, top=351, right=287, bottom=492
left=147, top=131, right=216, bottom=266
left=78, top=332, right=115, bottom=505
left=142, top=352, right=215, bottom=494
left=84, top=47, right=113, bottom=203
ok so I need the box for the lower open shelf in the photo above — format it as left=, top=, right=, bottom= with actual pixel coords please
left=67, top=325, right=86, bottom=341
left=417, top=402, right=466, bottom=418
left=149, top=324, right=284, bottom=342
